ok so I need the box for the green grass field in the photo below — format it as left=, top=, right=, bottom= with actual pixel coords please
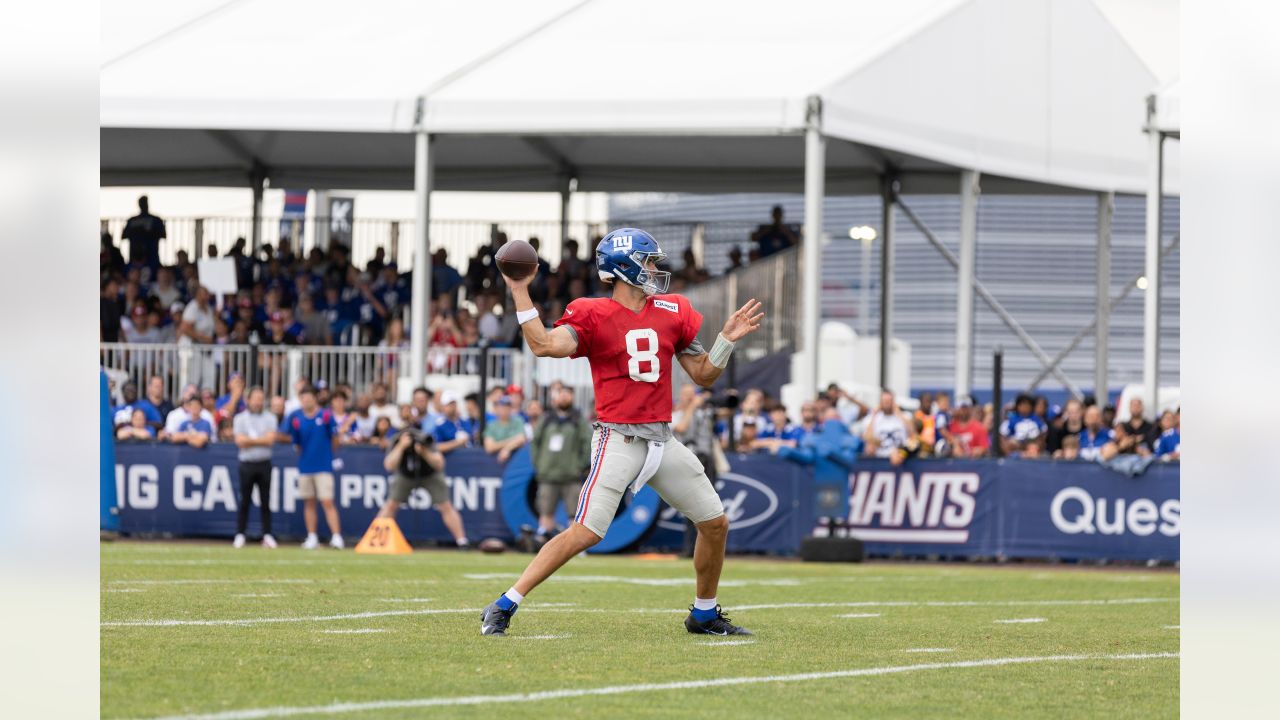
left=102, top=542, right=1179, bottom=719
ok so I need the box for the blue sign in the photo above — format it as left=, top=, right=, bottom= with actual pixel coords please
left=101, top=370, right=120, bottom=532
left=838, top=458, right=1179, bottom=561
left=113, top=444, right=512, bottom=543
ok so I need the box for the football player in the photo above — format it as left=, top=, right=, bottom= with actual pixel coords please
left=481, top=229, right=763, bottom=636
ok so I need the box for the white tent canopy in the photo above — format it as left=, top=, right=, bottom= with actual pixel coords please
left=102, top=0, right=1175, bottom=195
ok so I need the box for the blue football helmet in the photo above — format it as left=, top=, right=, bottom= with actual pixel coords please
left=595, top=228, right=670, bottom=296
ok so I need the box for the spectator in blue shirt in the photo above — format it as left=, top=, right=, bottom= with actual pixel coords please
left=460, top=393, right=483, bottom=440
left=134, top=375, right=170, bottom=431
left=116, top=408, right=157, bottom=441
left=279, top=387, right=343, bottom=550
left=1153, top=410, right=1180, bottom=460
left=431, top=391, right=471, bottom=453
left=1077, top=405, right=1116, bottom=461
left=999, top=394, right=1048, bottom=458
left=170, top=396, right=214, bottom=448
left=757, top=404, right=805, bottom=453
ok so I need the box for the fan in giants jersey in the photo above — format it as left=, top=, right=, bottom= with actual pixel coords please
left=480, top=229, right=764, bottom=637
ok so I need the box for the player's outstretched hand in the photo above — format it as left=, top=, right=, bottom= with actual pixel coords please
left=500, top=267, right=537, bottom=292
left=722, top=298, right=765, bottom=342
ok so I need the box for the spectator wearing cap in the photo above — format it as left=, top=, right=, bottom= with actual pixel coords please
left=999, top=394, right=1047, bottom=458
left=169, top=396, right=214, bottom=448
left=483, top=396, right=527, bottom=463
left=943, top=398, right=989, bottom=458
left=116, top=408, right=157, bottom=441
left=1154, top=410, right=1180, bottom=460
left=266, top=307, right=305, bottom=345
left=122, top=304, right=161, bottom=343
left=278, top=386, right=344, bottom=549
left=1078, top=405, right=1116, bottom=461
left=505, top=384, right=529, bottom=422
left=431, top=391, right=471, bottom=453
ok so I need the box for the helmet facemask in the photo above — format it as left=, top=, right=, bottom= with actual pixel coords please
left=629, top=249, right=670, bottom=296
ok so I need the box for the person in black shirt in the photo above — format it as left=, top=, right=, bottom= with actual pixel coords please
left=121, top=195, right=166, bottom=275
left=101, top=277, right=123, bottom=342
left=1047, top=399, right=1084, bottom=457
left=1123, top=397, right=1159, bottom=449
left=101, top=232, right=125, bottom=275
left=750, top=205, right=800, bottom=259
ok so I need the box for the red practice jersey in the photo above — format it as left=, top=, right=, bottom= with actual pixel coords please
left=554, top=294, right=703, bottom=424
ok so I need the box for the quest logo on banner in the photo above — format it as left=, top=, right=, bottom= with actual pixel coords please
left=1050, top=486, right=1179, bottom=537
left=846, top=471, right=980, bottom=543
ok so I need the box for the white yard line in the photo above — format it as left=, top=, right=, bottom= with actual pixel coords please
left=320, top=629, right=386, bottom=635
left=835, top=613, right=881, bottom=619
left=994, top=618, right=1047, bottom=624
left=511, top=634, right=572, bottom=640
left=1165, top=625, right=1180, bottom=629
left=141, top=652, right=1179, bottom=720
left=108, top=579, right=316, bottom=586
left=376, top=598, right=433, bottom=603
left=698, top=639, right=756, bottom=646
left=904, top=648, right=954, bottom=653
left=234, top=594, right=283, bottom=599
left=101, top=598, right=1178, bottom=628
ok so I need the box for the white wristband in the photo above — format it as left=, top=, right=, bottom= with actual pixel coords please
left=515, top=308, right=540, bottom=325
left=708, top=333, right=736, bottom=369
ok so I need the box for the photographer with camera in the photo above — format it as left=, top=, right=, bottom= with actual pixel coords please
left=377, top=424, right=470, bottom=549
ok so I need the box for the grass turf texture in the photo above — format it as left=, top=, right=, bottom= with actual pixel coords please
left=102, top=542, right=1179, bottom=719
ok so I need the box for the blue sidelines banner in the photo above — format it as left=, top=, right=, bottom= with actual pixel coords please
left=111, top=445, right=816, bottom=554
left=839, top=458, right=1180, bottom=561
left=113, top=444, right=512, bottom=543
left=101, top=370, right=120, bottom=532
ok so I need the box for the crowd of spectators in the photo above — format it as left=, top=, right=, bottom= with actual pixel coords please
left=681, top=382, right=1180, bottom=468
left=102, top=198, right=809, bottom=354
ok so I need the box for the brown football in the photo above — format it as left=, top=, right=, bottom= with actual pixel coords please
left=495, top=240, right=539, bottom=281
left=477, top=537, right=507, bottom=554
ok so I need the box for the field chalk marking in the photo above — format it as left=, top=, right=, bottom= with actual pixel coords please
left=994, top=618, right=1047, bottom=624
left=835, top=613, right=881, bottom=619
left=320, top=629, right=386, bottom=635
left=698, top=640, right=756, bottom=646
left=511, top=635, right=571, bottom=640
left=139, top=652, right=1179, bottom=720
left=904, top=648, right=953, bottom=653
left=234, top=594, right=283, bottom=599
left=101, top=598, right=1177, bottom=628
left=376, top=598, right=433, bottom=603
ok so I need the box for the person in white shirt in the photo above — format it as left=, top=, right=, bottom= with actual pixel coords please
left=366, top=381, right=403, bottom=429
left=163, top=388, right=216, bottom=438
left=862, top=390, right=917, bottom=465
left=232, top=387, right=279, bottom=549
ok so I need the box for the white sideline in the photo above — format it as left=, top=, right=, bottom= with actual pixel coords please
left=101, top=598, right=1178, bottom=628
left=320, top=629, right=386, bottom=635
left=835, top=613, right=882, bottom=619
left=698, top=639, right=756, bottom=646
left=904, top=648, right=953, bottom=653
left=995, top=618, right=1047, bottom=624
left=139, top=652, right=1179, bottom=720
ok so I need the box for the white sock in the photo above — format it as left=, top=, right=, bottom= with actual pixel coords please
left=504, top=587, right=525, bottom=605
left=694, top=597, right=718, bottom=611
left=306, top=533, right=318, bottom=541
left=456, top=537, right=469, bottom=547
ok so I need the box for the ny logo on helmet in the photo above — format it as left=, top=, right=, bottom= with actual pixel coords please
left=611, top=235, right=633, bottom=251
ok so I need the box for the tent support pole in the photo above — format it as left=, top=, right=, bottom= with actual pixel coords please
left=1143, top=97, right=1164, bottom=419
left=801, top=96, right=825, bottom=395
left=559, top=181, right=571, bottom=252
left=1096, top=191, right=1113, bottom=403
left=954, top=170, right=979, bottom=400
left=879, top=176, right=897, bottom=392
left=250, top=167, right=265, bottom=254
left=409, top=126, right=435, bottom=391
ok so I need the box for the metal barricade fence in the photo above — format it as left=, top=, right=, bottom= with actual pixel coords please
left=100, top=343, right=533, bottom=405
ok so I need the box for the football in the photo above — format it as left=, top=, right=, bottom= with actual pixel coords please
left=495, top=239, right=539, bottom=281
left=477, top=537, right=507, bottom=554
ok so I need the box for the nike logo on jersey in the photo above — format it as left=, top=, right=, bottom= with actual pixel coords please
left=566, top=308, right=573, bottom=314
left=654, top=299, right=678, bottom=314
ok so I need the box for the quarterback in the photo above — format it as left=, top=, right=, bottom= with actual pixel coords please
left=481, top=229, right=764, bottom=636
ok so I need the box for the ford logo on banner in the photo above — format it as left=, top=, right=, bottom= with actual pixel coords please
left=658, top=472, right=780, bottom=531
